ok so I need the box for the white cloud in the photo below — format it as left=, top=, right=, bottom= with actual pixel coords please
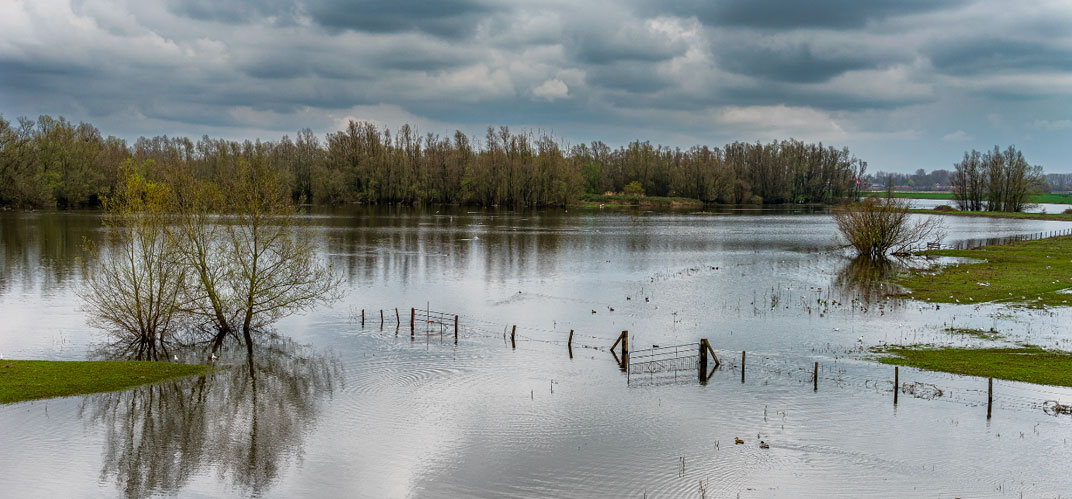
left=942, top=130, right=973, bottom=141
left=532, top=78, right=569, bottom=101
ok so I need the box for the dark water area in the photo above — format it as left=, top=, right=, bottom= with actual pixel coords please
left=2, top=207, right=1072, bottom=497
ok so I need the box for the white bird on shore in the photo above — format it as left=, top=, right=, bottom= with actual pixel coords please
left=858, top=336, right=863, bottom=343
left=210, top=353, right=218, bottom=361
left=173, top=355, right=179, bottom=361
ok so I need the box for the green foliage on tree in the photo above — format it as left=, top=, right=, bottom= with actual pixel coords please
left=1, top=114, right=872, bottom=209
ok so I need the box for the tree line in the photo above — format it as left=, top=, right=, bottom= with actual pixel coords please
left=950, top=145, right=1044, bottom=212
left=1, top=114, right=868, bottom=209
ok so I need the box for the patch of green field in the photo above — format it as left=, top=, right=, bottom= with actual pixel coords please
left=0, top=360, right=209, bottom=404
left=894, top=235, right=1072, bottom=307
left=871, top=345, right=1072, bottom=387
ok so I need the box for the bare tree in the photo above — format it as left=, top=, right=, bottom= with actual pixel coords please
left=80, top=160, right=185, bottom=360
left=833, top=196, right=945, bottom=257
left=220, top=158, right=342, bottom=355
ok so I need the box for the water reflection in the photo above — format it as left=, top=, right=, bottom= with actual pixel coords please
left=82, top=335, right=340, bottom=498
left=0, top=211, right=103, bottom=294
left=833, top=256, right=908, bottom=304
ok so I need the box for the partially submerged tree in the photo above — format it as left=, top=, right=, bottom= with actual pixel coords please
left=221, top=158, right=342, bottom=355
left=81, top=160, right=185, bottom=360
left=833, top=196, right=944, bottom=257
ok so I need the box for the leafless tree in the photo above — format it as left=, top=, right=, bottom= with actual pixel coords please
left=80, top=160, right=185, bottom=360
left=833, top=196, right=944, bottom=257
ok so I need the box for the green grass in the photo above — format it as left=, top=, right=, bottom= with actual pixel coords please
left=0, top=360, right=209, bottom=404
left=865, top=191, right=1072, bottom=205
left=578, top=193, right=704, bottom=208
left=871, top=345, right=1072, bottom=387
left=894, top=235, right=1072, bottom=307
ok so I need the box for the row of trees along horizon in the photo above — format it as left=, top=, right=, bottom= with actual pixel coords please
left=1, top=114, right=870, bottom=209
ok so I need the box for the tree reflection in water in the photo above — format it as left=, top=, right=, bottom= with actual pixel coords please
left=81, top=335, right=340, bottom=498
left=834, top=255, right=911, bottom=304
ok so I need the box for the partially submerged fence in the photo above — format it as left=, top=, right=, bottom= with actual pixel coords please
left=351, top=305, right=1058, bottom=420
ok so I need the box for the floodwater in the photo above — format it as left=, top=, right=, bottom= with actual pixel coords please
left=909, top=197, right=1072, bottom=214
left=2, top=207, right=1072, bottom=498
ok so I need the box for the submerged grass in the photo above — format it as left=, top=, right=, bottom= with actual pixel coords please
left=893, top=235, right=1072, bottom=307
left=871, top=345, right=1072, bottom=387
left=0, top=360, right=209, bottom=404
left=944, top=327, right=1003, bottom=340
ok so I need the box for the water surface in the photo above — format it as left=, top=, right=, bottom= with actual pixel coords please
left=2, top=207, right=1072, bottom=498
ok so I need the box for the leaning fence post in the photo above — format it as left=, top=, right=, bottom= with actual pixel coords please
left=511, top=325, right=516, bottom=349
left=813, top=361, right=819, bottom=391
left=568, top=330, right=574, bottom=358
left=380, top=309, right=384, bottom=329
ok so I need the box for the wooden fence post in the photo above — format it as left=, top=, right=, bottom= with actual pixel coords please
left=410, top=308, right=414, bottom=335
left=894, top=366, right=899, bottom=405
left=741, top=351, right=746, bottom=384
left=361, top=309, right=364, bottom=327
left=813, top=361, right=818, bottom=391
left=454, top=315, right=458, bottom=344
left=568, top=330, right=574, bottom=358
left=987, top=378, right=993, bottom=419
left=511, top=325, right=516, bottom=349
left=380, top=309, right=384, bottom=328
left=699, top=339, right=708, bottom=379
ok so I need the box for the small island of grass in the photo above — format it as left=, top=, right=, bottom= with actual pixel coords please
left=893, top=234, right=1072, bottom=307
left=871, top=345, right=1072, bottom=387
left=0, top=360, right=209, bottom=404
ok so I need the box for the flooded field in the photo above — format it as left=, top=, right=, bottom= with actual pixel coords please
left=2, top=207, right=1072, bottom=498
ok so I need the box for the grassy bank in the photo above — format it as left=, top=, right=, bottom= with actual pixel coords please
left=893, top=235, right=1072, bottom=307
left=0, top=360, right=209, bottom=404
left=578, top=193, right=704, bottom=208
left=866, top=191, right=1072, bottom=205
left=908, top=208, right=1072, bottom=221
left=871, top=345, right=1072, bottom=387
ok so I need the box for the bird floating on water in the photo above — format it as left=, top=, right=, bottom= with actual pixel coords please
left=760, top=441, right=770, bottom=449
left=734, top=437, right=744, bottom=445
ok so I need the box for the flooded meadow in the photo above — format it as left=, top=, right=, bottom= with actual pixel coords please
left=2, top=207, right=1072, bottom=498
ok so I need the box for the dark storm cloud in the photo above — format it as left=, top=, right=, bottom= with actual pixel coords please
left=166, top=0, right=304, bottom=24
left=585, top=63, right=673, bottom=94
left=927, top=38, right=1072, bottom=76
left=2, top=0, right=1071, bottom=172
left=651, top=0, right=963, bottom=30
left=307, top=0, right=497, bottom=38
left=716, top=42, right=874, bottom=83
left=566, top=24, right=687, bottom=65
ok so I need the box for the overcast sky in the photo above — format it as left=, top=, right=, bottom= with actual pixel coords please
left=1, top=0, right=1070, bottom=172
